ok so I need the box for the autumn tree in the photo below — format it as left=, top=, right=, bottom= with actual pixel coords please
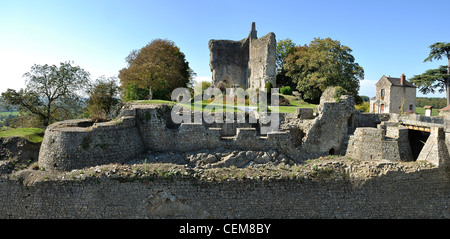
left=119, top=39, right=195, bottom=100
left=410, top=42, right=450, bottom=106
left=283, top=37, right=364, bottom=103
left=0, top=61, right=90, bottom=127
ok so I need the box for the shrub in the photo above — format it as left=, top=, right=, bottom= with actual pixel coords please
left=355, top=101, right=370, bottom=112
left=279, top=97, right=291, bottom=106
left=280, top=86, right=292, bottom=95
left=265, top=81, right=272, bottom=92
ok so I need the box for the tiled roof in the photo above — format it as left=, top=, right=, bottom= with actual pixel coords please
left=386, top=76, right=416, bottom=88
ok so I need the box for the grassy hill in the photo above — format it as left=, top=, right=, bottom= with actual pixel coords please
left=0, top=128, right=45, bottom=143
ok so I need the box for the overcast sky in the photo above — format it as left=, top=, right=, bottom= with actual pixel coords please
left=1, top=0, right=449, bottom=98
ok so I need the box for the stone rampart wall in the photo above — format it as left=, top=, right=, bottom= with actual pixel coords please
left=136, top=106, right=293, bottom=152
left=38, top=117, right=145, bottom=171
left=1, top=166, right=448, bottom=219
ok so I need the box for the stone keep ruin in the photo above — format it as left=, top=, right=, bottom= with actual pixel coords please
left=38, top=87, right=450, bottom=171
left=209, top=22, right=277, bottom=89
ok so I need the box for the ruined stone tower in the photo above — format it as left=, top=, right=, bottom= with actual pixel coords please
left=209, top=22, right=276, bottom=89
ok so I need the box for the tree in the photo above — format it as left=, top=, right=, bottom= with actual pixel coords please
left=193, top=81, right=211, bottom=96
left=283, top=37, right=364, bottom=103
left=275, top=39, right=296, bottom=88
left=119, top=39, right=195, bottom=100
left=411, top=42, right=450, bottom=106
left=276, top=39, right=296, bottom=70
left=86, top=76, right=120, bottom=121
left=410, top=65, right=450, bottom=102
left=0, top=61, right=90, bottom=127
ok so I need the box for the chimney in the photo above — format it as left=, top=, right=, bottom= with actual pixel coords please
left=400, top=73, right=405, bottom=86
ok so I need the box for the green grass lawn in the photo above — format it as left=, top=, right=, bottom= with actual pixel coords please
left=134, top=94, right=318, bottom=113
left=416, top=107, right=439, bottom=116
left=272, top=94, right=317, bottom=113
left=0, top=128, right=45, bottom=143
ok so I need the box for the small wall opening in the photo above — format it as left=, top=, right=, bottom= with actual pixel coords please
left=408, top=129, right=430, bottom=160
left=329, top=148, right=336, bottom=156
left=77, top=121, right=94, bottom=128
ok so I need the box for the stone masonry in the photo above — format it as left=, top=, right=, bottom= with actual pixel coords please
left=209, top=22, right=276, bottom=89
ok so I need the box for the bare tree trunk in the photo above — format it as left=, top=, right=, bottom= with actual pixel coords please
left=447, top=81, right=450, bottom=106
left=448, top=59, right=450, bottom=106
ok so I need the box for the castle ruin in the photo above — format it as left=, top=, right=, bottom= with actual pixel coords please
left=1, top=23, right=450, bottom=219
left=209, top=22, right=277, bottom=89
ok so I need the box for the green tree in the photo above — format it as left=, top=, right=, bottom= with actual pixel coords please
left=122, top=83, right=149, bottom=101
left=119, top=39, right=195, bottom=100
left=283, top=37, right=364, bottom=103
left=193, top=81, right=211, bottom=96
left=410, top=66, right=449, bottom=97
left=1, top=61, right=90, bottom=127
left=276, top=39, right=296, bottom=70
left=276, top=39, right=297, bottom=88
left=411, top=42, right=450, bottom=106
left=86, top=76, right=120, bottom=121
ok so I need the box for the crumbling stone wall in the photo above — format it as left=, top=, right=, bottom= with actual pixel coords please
left=0, top=137, right=41, bottom=174
left=1, top=161, right=449, bottom=219
left=38, top=117, right=145, bottom=171
left=37, top=88, right=362, bottom=171
left=298, top=89, right=355, bottom=159
left=209, top=22, right=276, bottom=88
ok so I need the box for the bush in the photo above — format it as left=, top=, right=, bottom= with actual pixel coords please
left=124, top=83, right=149, bottom=101
left=265, top=81, right=272, bottom=92
left=355, top=101, right=370, bottom=112
left=279, top=97, right=291, bottom=106
left=280, top=86, right=292, bottom=95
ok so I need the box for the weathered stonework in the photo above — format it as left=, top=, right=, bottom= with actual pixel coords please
left=0, top=159, right=448, bottom=219
left=36, top=86, right=450, bottom=172
left=0, top=137, right=41, bottom=174
left=37, top=88, right=357, bottom=171
left=209, top=22, right=276, bottom=88
left=2, top=86, right=450, bottom=219
left=38, top=117, right=145, bottom=171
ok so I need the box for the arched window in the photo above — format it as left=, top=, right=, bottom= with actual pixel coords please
left=380, top=89, right=385, bottom=98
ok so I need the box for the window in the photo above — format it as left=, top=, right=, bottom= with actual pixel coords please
left=409, top=104, right=413, bottom=111
left=380, top=89, right=385, bottom=99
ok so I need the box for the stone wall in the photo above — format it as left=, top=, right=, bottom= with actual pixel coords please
left=298, top=92, right=355, bottom=158
left=136, top=105, right=294, bottom=152
left=248, top=31, right=276, bottom=88
left=393, top=86, right=416, bottom=113
left=38, top=117, right=145, bottom=171
left=37, top=90, right=360, bottom=171
left=1, top=162, right=449, bottom=219
left=208, top=38, right=249, bottom=87
left=0, top=137, right=41, bottom=174
left=346, top=126, right=413, bottom=162
left=209, top=22, right=276, bottom=88
left=417, top=127, right=450, bottom=167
